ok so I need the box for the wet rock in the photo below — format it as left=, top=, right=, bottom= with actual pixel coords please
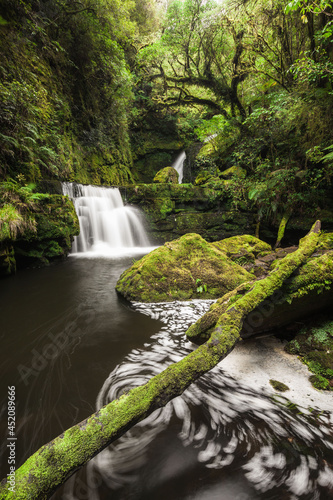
left=116, top=233, right=254, bottom=302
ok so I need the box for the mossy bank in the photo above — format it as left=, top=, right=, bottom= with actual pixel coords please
left=0, top=183, right=79, bottom=276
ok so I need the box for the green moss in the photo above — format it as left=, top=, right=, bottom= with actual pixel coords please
left=10, top=194, right=79, bottom=268
left=220, top=166, right=247, bottom=179
left=276, top=210, right=291, bottom=247
left=317, top=232, right=333, bottom=251
left=309, top=374, right=330, bottom=390
left=197, top=142, right=215, bottom=158
left=285, top=319, right=333, bottom=390
left=187, top=221, right=322, bottom=343
left=116, top=233, right=254, bottom=302
left=269, top=379, right=290, bottom=392
left=153, top=167, right=179, bottom=184
left=213, top=235, right=271, bottom=263
left=286, top=251, right=333, bottom=300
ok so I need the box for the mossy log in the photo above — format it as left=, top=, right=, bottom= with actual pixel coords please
left=0, top=221, right=321, bottom=500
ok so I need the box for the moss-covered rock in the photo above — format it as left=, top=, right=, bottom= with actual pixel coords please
left=285, top=319, right=333, bottom=390
left=194, top=172, right=216, bottom=186
left=153, top=167, right=179, bottom=184
left=116, top=233, right=254, bottom=302
left=122, top=183, right=256, bottom=243
left=212, top=235, right=271, bottom=266
left=269, top=380, right=289, bottom=392
left=220, top=166, right=247, bottom=179
left=12, top=195, right=79, bottom=269
left=194, top=172, right=228, bottom=191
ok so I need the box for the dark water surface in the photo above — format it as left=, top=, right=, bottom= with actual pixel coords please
left=1, top=257, right=333, bottom=500
left=0, top=257, right=161, bottom=478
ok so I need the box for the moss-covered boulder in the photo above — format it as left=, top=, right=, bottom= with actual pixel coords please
left=116, top=233, right=254, bottom=302
left=212, top=235, right=271, bottom=266
left=194, top=172, right=216, bottom=186
left=194, top=173, right=228, bottom=191
left=220, top=166, right=247, bottom=179
left=153, top=167, right=179, bottom=184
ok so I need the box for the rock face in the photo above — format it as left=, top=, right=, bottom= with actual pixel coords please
left=153, top=167, right=179, bottom=184
left=116, top=233, right=254, bottom=302
left=121, top=183, right=256, bottom=243
left=122, top=183, right=333, bottom=246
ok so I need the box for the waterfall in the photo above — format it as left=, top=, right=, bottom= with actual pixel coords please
left=172, top=151, right=186, bottom=183
left=62, top=183, right=153, bottom=256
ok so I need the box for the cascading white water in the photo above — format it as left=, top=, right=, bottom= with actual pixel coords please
left=63, top=183, right=153, bottom=256
left=171, top=151, right=186, bottom=183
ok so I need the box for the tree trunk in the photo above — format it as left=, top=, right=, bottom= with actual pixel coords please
left=275, top=209, right=292, bottom=248
left=0, top=221, right=321, bottom=500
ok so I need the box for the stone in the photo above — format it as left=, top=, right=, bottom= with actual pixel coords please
left=220, top=166, right=247, bottom=179
left=153, top=167, right=179, bottom=184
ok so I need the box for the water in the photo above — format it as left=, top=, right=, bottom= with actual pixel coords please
left=0, top=257, right=161, bottom=488
left=172, top=151, right=186, bottom=184
left=62, top=183, right=155, bottom=256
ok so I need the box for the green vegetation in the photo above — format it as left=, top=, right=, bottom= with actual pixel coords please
left=269, top=380, right=290, bottom=392
left=0, top=0, right=160, bottom=185
left=135, top=0, right=333, bottom=239
left=116, top=232, right=254, bottom=302
left=0, top=178, right=79, bottom=274
left=1, top=0, right=333, bottom=247
left=153, top=166, right=179, bottom=184
left=285, top=319, right=333, bottom=390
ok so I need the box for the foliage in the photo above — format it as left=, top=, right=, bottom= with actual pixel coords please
left=0, top=0, right=161, bottom=184
left=285, top=0, right=333, bottom=15
left=285, top=319, right=333, bottom=390
left=1, top=0, right=333, bottom=228
left=0, top=179, right=49, bottom=241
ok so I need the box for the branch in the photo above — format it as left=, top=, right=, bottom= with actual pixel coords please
left=155, top=94, right=231, bottom=119
left=0, top=222, right=321, bottom=499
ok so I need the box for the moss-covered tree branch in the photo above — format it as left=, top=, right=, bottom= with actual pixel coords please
left=0, top=221, right=321, bottom=499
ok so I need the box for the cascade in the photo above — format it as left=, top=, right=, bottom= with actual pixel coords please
left=171, top=151, right=186, bottom=183
left=62, top=183, right=152, bottom=256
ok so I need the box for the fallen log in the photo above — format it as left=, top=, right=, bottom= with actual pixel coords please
left=0, top=221, right=321, bottom=499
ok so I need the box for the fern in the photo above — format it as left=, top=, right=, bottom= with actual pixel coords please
left=320, top=144, right=333, bottom=163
